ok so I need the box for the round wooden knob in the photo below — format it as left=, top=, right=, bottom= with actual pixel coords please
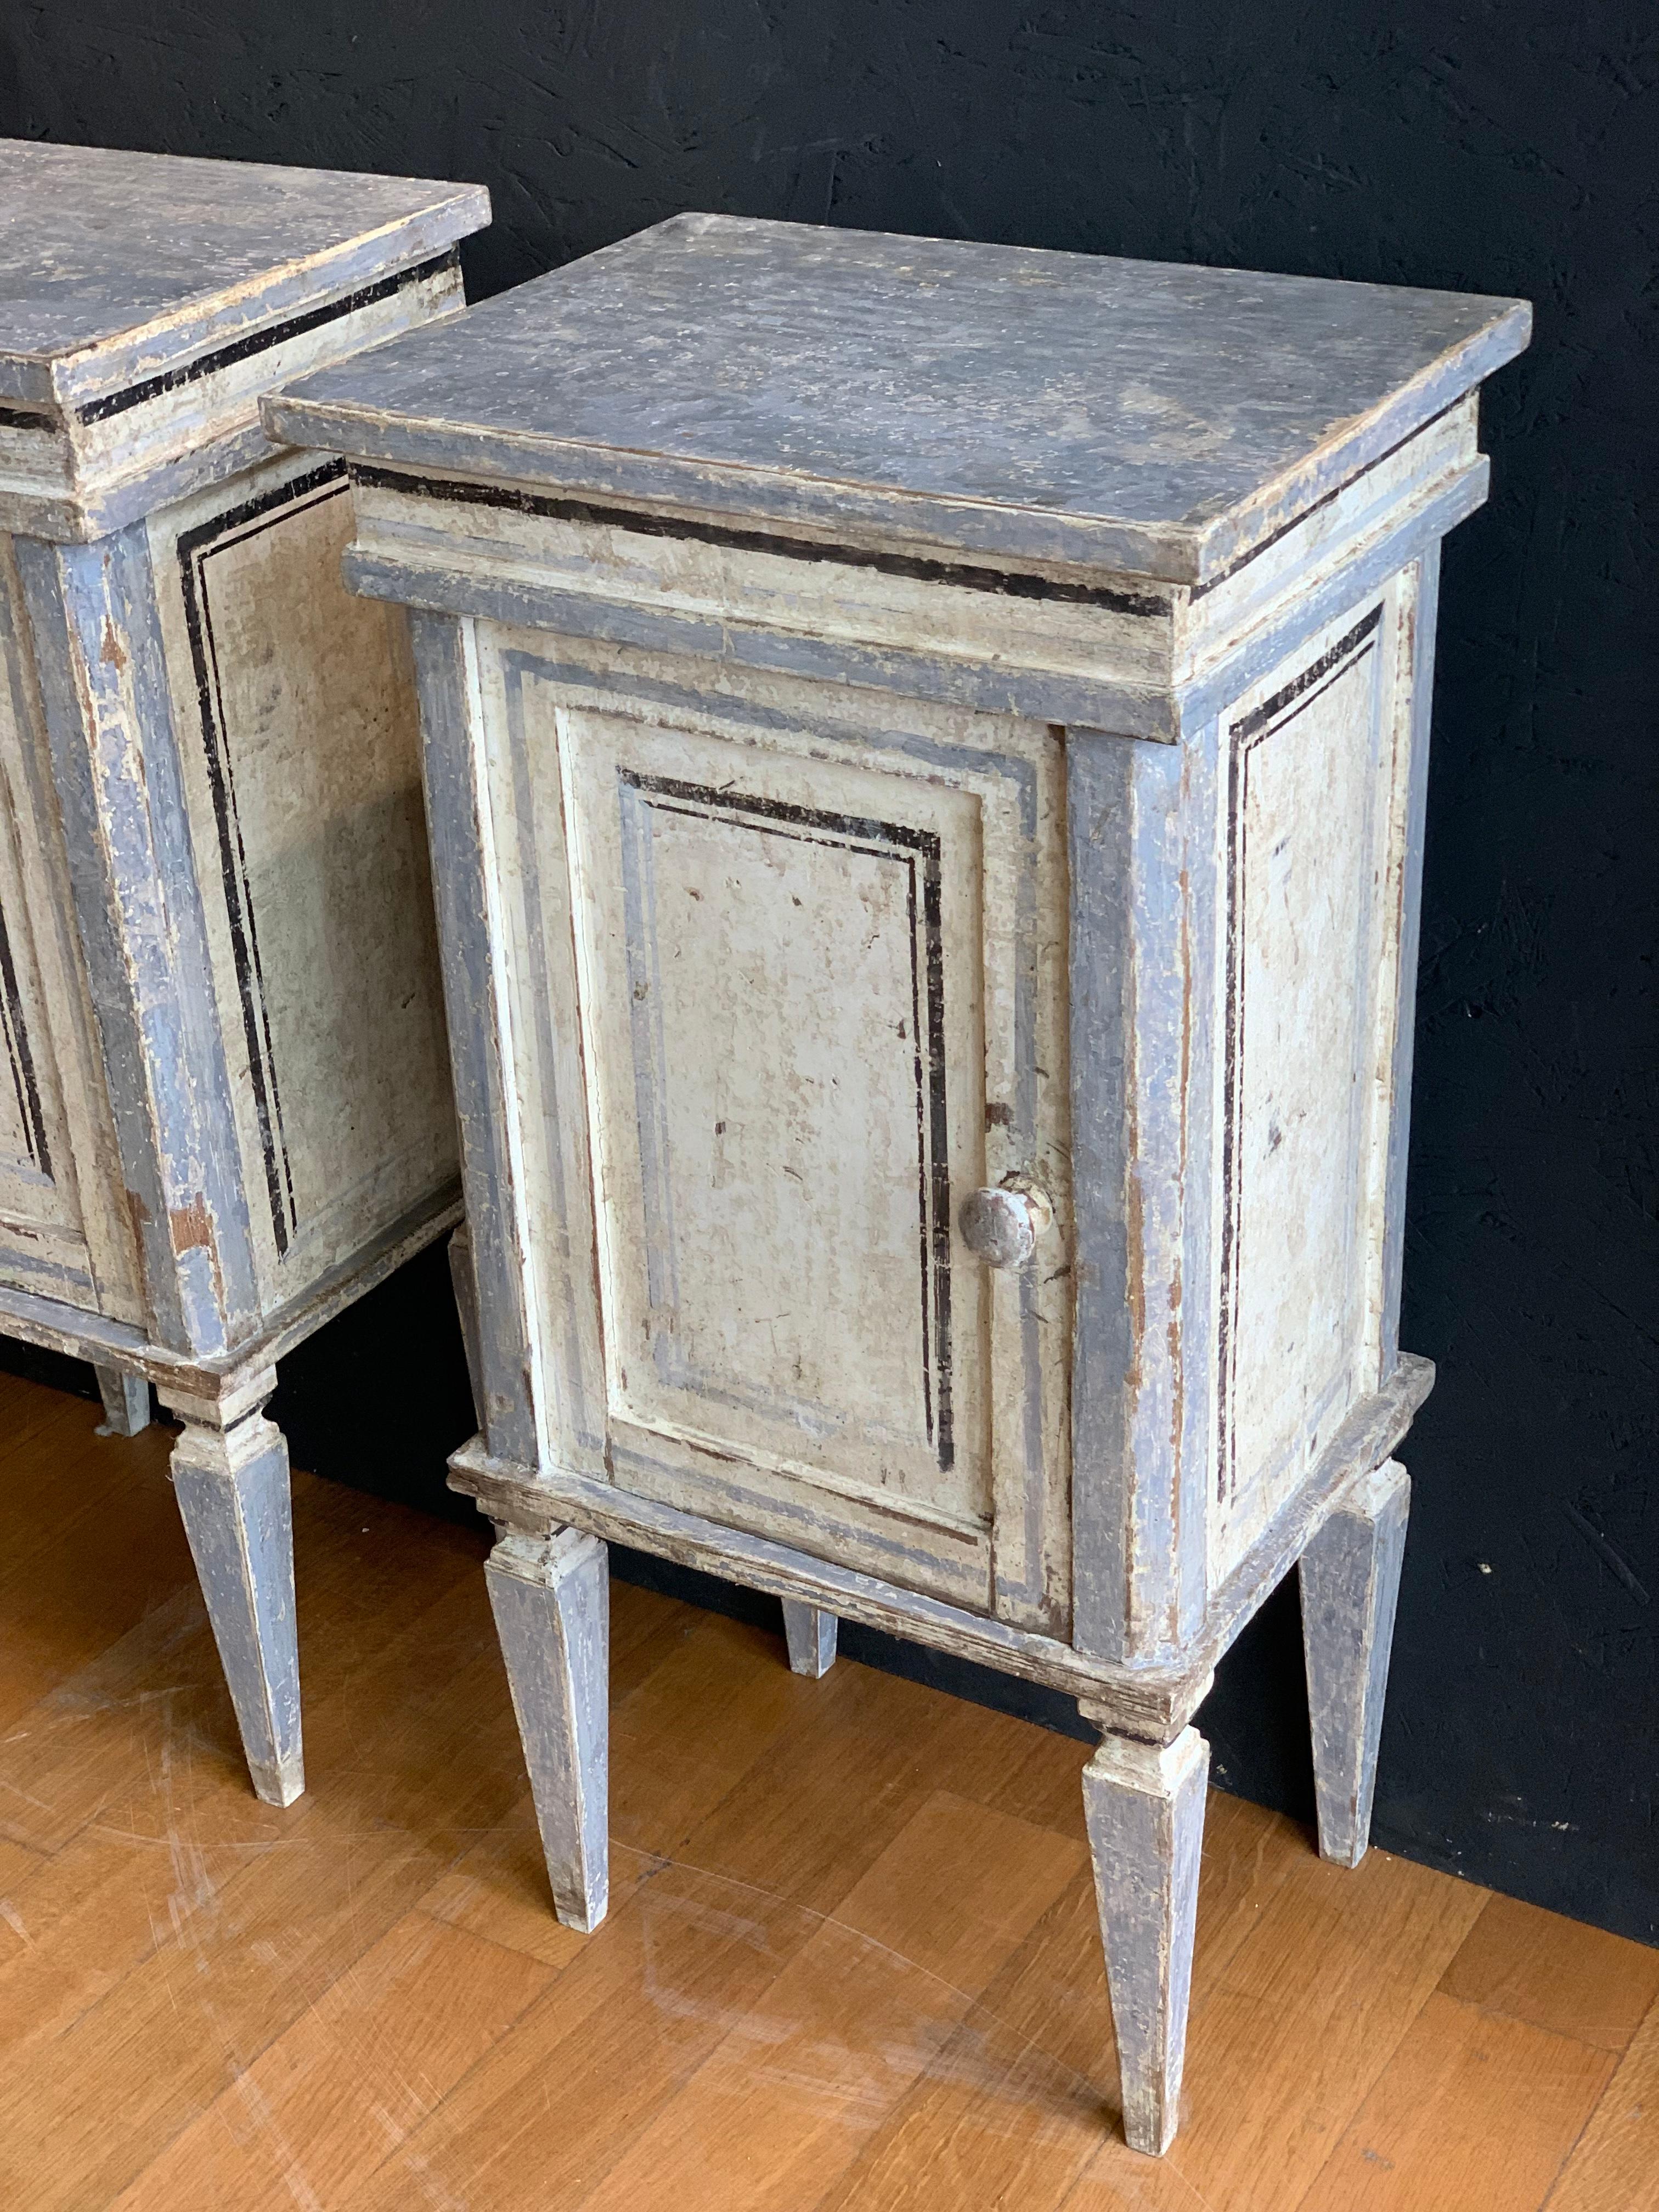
left=959, top=1180, right=1054, bottom=1269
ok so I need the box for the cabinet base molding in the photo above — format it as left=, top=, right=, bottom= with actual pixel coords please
left=448, top=1350, right=1431, bottom=1744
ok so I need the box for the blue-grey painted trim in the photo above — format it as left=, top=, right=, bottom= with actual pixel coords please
left=0, top=421, right=274, bottom=547
left=1380, top=543, right=1442, bottom=1367
left=1066, top=731, right=1136, bottom=1664
left=15, top=523, right=258, bottom=1355
left=1066, top=728, right=1203, bottom=1664
left=341, top=546, right=1177, bottom=738
left=0, top=1243, right=95, bottom=1294
left=494, top=656, right=608, bottom=1465
left=1174, top=463, right=1485, bottom=735
left=1170, top=715, right=1224, bottom=1650
left=1120, top=737, right=1194, bottom=1659
left=408, top=610, right=540, bottom=1465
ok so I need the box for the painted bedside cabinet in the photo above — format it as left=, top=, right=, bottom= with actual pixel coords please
left=0, top=141, right=490, bottom=1808
left=266, top=217, right=1528, bottom=2151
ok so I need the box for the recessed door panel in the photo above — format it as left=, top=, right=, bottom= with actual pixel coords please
left=561, top=709, right=991, bottom=1579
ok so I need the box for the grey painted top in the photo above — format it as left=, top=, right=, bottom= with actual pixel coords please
left=267, top=214, right=1529, bottom=584
left=0, top=139, right=490, bottom=411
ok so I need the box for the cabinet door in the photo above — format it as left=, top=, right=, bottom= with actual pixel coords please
left=509, top=662, right=1066, bottom=1621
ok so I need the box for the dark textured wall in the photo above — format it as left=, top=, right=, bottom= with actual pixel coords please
left=1, top=3, right=1653, bottom=1940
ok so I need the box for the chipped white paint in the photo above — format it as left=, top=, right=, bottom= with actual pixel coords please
left=276, top=217, right=1529, bottom=2151
left=0, top=142, right=489, bottom=1805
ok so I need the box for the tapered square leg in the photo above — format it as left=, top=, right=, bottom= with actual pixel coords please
left=486, top=1526, right=610, bottom=1933
left=1082, top=1725, right=1209, bottom=2156
left=1300, top=1456, right=1410, bottom=1869
left=781, top=1599, right=837, bottom=1677
left=160, top=1372, right=302, bottom=1808
left=94, top=1365, right=151, bottom=1437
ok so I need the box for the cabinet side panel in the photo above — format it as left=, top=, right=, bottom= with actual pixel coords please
left=1211, top=596, right=1396, bottom=1579
left=149, top=457, right=459, bottom=1314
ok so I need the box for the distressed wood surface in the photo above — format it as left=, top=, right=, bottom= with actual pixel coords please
left=158, top=1368, right=303, bottom=1808
left=16, top=519, right=262, bottom=1359
left=298, top=221, right=1528, bottom=2155
left=486, top=1526, right=610, bottom=1932
left=0, top=139, right=489, bottom=542
left=1211, top=594, right=1396, bottom=1582
left=0, top=1180, right=460, bottom=1401
left=269, top=213, right=1528, bottom=585
left=1300, top=1457, right=1412, bottom=1869
left=0, top=542, right=131, bottom=1316
left=1081, top=1725, right=1210, bottom=2155
left=781, top=1599, right=838, bottom=1678
left=408, top=611, right=543, bottom=1470
left=0, top=139, right=484, bottom=399
left=146, top=450, right=459, bottom=1316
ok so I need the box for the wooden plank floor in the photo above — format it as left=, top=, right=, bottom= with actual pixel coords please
left=0, top=1368, right=1655, bottom=2212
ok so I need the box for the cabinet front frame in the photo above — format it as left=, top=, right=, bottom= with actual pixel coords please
left=468, top=623, right=1074, bottom=1629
